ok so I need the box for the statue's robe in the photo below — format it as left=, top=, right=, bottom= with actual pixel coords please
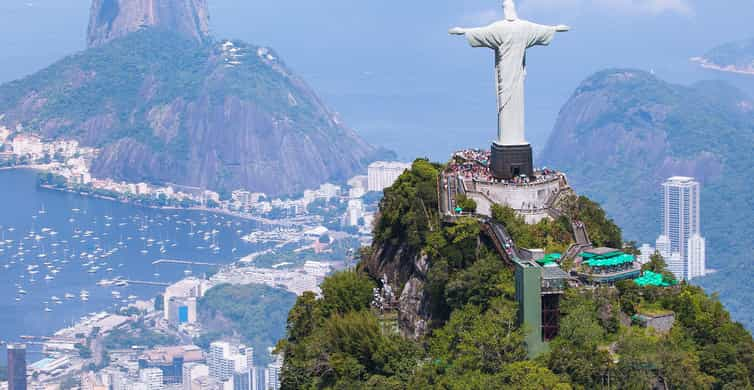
left=465, top=20, right=557, bottom=146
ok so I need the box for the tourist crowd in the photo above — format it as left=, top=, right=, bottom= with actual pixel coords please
left=448, top=149, right=562, bottom=186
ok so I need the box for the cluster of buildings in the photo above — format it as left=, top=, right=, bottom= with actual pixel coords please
left=229, top=161, right=408, bottom=232
left=640, top=176, right=706, bottom=281
left=3, top=294, right=284, bottom=390
left=210, top=261, right=333, bottom=297
left=1, top=130, right=411, bottom=238
left=229, top=183, right=342, bottom=216
left=0, top=131, right=95, bottom=164
left=0, top=131, right=99, bottom=184
left=80, top=343, right=279, bottom=390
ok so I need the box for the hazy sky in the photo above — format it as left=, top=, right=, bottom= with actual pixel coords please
left=1, top=0, right=753, bottom=159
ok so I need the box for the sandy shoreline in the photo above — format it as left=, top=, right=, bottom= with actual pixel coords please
left=2, top=165, right=295, bottom=226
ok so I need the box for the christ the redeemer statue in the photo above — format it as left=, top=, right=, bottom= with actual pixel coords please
left=450, top=0, right=569, bottom=178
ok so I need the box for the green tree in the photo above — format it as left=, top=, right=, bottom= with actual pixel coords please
left=571, top=196, right=622, bottom=248
left=616, top=280, right=641, bottom=316
left=455, top=194, right=477, bottom=213
left=430, top=298, right=526, bottom=375
left=375, top=159, right=440, bottom=248
left=320, top=271, right=375, bottom=317
left=496, top=361, right=573, bottom=390
left=445, top=252, right=514, bottom=311
left=285, top=292, right=320, bottom=342
left=75, top=343, right=92, bottom=358
left=546, top=290, right=610, bottom=388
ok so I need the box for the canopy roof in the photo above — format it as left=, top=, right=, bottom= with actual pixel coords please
left=582, top=251, right=635, bottom=268
left=634, top=271, right=677, bottom=287
left=536, top=253, right=562, bottom=265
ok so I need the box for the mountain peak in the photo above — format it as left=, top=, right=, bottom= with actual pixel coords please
left=87, top=0, right=210, bottom=48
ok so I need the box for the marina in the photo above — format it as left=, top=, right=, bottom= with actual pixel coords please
left=0, top=169, right=278, bottom=362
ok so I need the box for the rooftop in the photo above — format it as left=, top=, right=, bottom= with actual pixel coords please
left=368, top=161, right=411, bottom=169
left=141, top=345, right=203, bottom=364
left=583, top=247, right=622, bottom=256
left=634, top=271, right=677, bottom=287
left=541, top=265, right=569, bottom=280
left=666, top=176, right=696, bottom=183
left=536, top=253, right=562, bottom=265
left=30, top=358, right=55, bottom=370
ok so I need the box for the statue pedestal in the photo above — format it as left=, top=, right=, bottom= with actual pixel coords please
left=490, top=143, right=533, bottom=180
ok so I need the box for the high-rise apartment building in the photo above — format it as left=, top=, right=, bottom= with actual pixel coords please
left=659, top=176, right=705, bottom=280
left=139, top=367, right=164, bottom=390
left=264, top=353, right=283, bottom=390
left=687, top=233, right=706, bottom=280
left=208, top=341, right=255, bottom=389
left=367, top=162, right=411, bottom=192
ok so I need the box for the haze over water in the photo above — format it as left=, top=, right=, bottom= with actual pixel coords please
left=0, top=169, right=265, bottom=362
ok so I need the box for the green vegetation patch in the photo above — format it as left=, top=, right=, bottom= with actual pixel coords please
left=278, top=160, right=754, bottom=389
left=103, top=320, right=179, bottom=350
left=198, top=283, right=296, bottom=365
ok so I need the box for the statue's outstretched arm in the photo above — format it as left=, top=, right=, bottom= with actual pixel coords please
left=555, top=25, right=570, bottom=32
left=449, top=27, right=467, bottom=35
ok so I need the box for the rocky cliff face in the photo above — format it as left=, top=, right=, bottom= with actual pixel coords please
left=362, top=240, right=432, bottom=340
left=0, top=29, right=386, bottom=196
left=87, top=0, right=210, bottom=48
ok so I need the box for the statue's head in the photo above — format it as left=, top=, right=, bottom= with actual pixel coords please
left=503, top=0, right=518, bottom=21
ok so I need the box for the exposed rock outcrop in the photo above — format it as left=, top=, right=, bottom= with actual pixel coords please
left=362, top=240, right=433, bottom=340
left=87, top=0, right=210, bottom=48
left=0, top=2, right=389, bottom=196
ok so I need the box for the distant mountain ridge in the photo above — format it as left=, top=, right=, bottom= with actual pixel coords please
left=692, top=38, right=754, bottom=75
left=0, top=1, right=389, bottom=196
left=541, top=68, right=754, bottom=328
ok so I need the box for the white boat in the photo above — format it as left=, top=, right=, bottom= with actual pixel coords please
left=44, top=307, right=52, bottom=312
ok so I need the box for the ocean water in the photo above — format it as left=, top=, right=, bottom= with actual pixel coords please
left=0, top=169, right=266, bottom=362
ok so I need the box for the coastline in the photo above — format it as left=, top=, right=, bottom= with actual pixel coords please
left=690, top=56, right=754, bottom=76
left=0, top=164, right=303, bottom=226
left=37, top=183, right=297, bottom=226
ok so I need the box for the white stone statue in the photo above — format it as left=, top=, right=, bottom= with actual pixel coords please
left=450, top=0, right=569, bottom=146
